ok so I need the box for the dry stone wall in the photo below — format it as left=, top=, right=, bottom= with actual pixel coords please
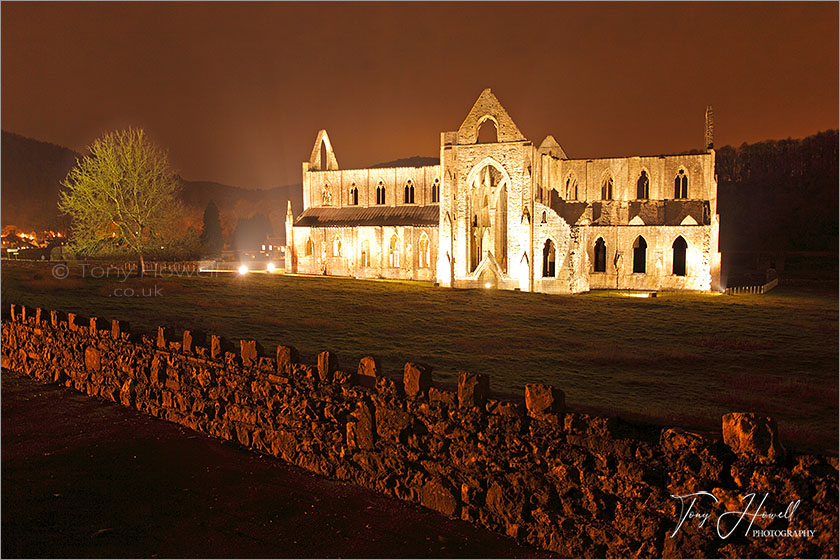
left=2, top=304, right=837, bottom=558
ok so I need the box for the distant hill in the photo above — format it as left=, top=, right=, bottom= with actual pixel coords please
left=1, top=131, right=303, bottom=244
left=369, top=155, right=439, bottom=168
left=1, top=131, right=78, bottom=232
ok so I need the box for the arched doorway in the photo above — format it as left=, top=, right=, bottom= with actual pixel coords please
left=543, top=239, right=556, bottom=277
left=633, top=236, right=647, bottom=273
left=672, top=236, right=687, bottom=276
left=594, top=238, right=606, bottom=272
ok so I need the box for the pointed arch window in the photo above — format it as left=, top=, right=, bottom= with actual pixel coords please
left=389, top=234, right=400, bottom=267
left=672, top=236, right=687, bottom=276
left=376, top=181, right=386, bottom=205
left=675, top=169, right=688, bottom=198
left=431, top=178, right=440, bottom=203
left=319, top=139, right=328, bottom=170
left=601, top=176, right=614, bottom=200
left=566, top=175, right=578, bottom=200
left=404, top=179, right=415, bottom=204
left=636, top=171, right=650, bottom=199
left=594, top=238, right=606, bottom=272
left=541, top=211, right=547, bottom=224
left=305, top=237, right=313, bottom=256
left=349, top=184, right=359, bottom=205
left=632, top=236, right=647, bottom=274
left=476, top=117, right=498, bottom=143
left=361, top=239, right=370, bottom=267
left=321, top=184, right=332, bottom=206
left=332, top=236, right=342, bottom=258
left=419, top=233, right=430, bottom=268
left=542, top=239, right=556, bottom=277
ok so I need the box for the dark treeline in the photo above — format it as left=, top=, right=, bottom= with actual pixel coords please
left=716, top=130, right=838, bottom=253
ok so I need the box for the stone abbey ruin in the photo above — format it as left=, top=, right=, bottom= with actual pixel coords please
left=286, top=89, right=722, bottom=293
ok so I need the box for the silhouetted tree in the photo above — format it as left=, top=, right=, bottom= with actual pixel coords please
left=199, top=200, right=223, bottom=258
left=58, top=128, right=183, bottom=275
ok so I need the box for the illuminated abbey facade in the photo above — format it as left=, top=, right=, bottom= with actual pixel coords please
left=285, top=89, right=721, bottom=293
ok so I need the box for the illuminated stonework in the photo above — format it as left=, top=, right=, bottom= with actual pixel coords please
left=286, top=89, right=722, bottom=293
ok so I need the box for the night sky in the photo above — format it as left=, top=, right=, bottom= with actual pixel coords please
left=2, top=2, right=837, bottom=189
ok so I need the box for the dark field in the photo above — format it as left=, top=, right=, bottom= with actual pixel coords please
left=2, top=260, right=837, bottom=455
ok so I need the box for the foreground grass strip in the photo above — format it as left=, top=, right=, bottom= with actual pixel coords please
left=2, top=261, right=837, bottom=454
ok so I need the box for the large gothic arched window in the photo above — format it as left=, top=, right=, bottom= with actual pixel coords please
left=469, top=162, right=508, bottom=273
left=633, top=236, right=647, bottom=274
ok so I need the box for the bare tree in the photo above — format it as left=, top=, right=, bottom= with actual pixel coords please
left=58, top=128, right=183, bottom=275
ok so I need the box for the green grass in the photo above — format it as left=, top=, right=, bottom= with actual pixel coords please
left=2, top=261, right=837, bottom=455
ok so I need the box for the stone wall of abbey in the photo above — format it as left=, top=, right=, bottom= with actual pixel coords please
left=286, top=89, right=721, bottom=293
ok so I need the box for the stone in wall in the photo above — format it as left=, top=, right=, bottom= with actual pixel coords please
left=420, top=478, right=458, bottom=517
left=525, top=383, right=565, bottom=418
left=276, top=345, right=299, bottom=376
left=84, top=346, right=101, bottom=372
left=722, top=412, right=786, bottom=464
left=240, top=340, right=258, bottom=367
left=317, top=351, right=338, bottom=384
left=358, top=356, right=380, bottom=378
left=403, top=362, right=432, bottom=398
left=347, top=400, right=375, bottom=450
left=458, top=371, right=489, bottom=408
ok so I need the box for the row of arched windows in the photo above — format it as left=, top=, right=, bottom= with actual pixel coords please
left=541, top=171, right=690, bottom=202
left=302, top=233, right=431, bottom=268
left=540, top=235, right=689, bottom=278
left=335, top=179, right=441, bottom=206
left=602, top=170, right=690, bottom=201
left=591, top=235, right=688, bottom=276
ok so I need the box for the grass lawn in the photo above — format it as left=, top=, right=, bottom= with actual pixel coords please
left=2, top=260, right=837, bottom=455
